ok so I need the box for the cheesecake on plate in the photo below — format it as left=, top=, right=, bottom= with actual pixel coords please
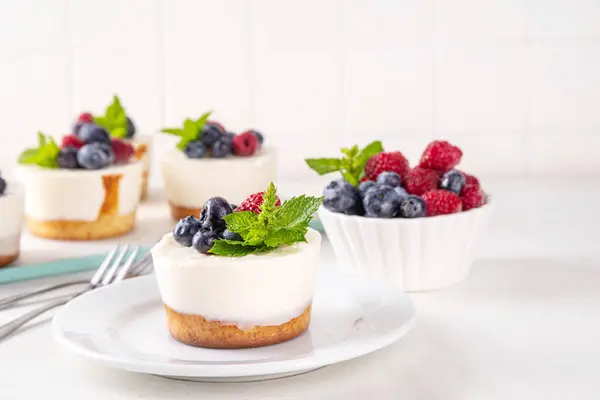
left=0, top=177, right=24, bottom=267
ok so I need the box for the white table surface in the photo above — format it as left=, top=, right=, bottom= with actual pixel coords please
left=1, top=178, right=599, bottom=400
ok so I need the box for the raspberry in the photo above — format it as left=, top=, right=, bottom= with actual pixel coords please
left=111, top=138, right=134, bottom=164
left=457, top=170, right=480, bottom=188
left=419, top=140, right=463, bottom=173
left=461, top=184, right=485, bottom=211
left=404, top=167, right=439, bottom=196
left=235, top=192, right=281, bottom=214
left=61, top=134, right=84, bottom=149
left=232, top=132, right=258, bottom=156
left=421, top=190, right=462, bottom=216
left=364, top=151, right=410, bottom=180
left=77, top=112, right=94, bottom=123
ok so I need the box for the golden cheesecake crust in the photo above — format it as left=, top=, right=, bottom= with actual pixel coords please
left=133, top=143, right=149, bottom=201
left=0, top=251, right=19, bottom=268
left=164, top=304, right=312, bottom=349
left=26, top=212, right=136, bottom=240
left=168, top=202, right=201, bottom=220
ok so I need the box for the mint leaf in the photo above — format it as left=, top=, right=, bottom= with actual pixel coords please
left=95, top=95, right=129, bottom=138
left=209, top=240, right=265, bottom=257
left=222, top=211, right=258, bottom=237
left=195, top=111, right=212, bottom=131
left=161, top=128, right=183, bottom=136
left=18, top=148, right=39, bottom=164
left=161, top=111, right=211, bottom=151
left=264, top=228, right=306, bottom=247
left=270, top=195, right=323, bottom=231
left=260, top=182, right=278, bottom=215
left=354, top=140, right=383, bottom=170
left=18, top=132, right=60, bottom=168
left=304, top=158, right=342, bottom=175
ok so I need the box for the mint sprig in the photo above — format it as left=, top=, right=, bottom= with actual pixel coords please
left=94, top=95, right=128, bottom=138
left=161, top=111, right=212, bottom=150
left=18, top=132, right=60, bottom=169
left=304, top=141, right=384, bottom=186
left=208, top=182, right=323, bottom=257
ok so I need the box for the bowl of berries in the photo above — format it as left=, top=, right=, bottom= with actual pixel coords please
left=306, top=140, right=491, bottom=292
left=159, top=111, right=276, bottom=220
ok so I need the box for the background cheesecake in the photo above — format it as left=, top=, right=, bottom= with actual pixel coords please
left=0, top=178, right=24, bottom=267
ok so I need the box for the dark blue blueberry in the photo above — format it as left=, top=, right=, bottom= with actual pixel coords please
left=173, top=216, right=202, bottom=247
left=323, top=179, right=363, bottom=215
left=222, top=229, right=242, bottom=241
left=399, top=195, right=426, bottom=218
left=73, top=122, right=89, bottom=137
left=192, top=229, right=219, bottom=254
left=125, top=116, right=136, bottom=139
left=376, top=171, right=402, bottom=187
left=199, top=196, right=233, bottom=232
left=78, top=123, right=110, bottom=144
left=363, top=185, right=402, bottom=218
left=184, top=140, right=206, bottom=159
left=225, top=132, right=235, bottom=140
left=250, top=130, right=264, bottom=145
left=206, top=121, right=226, bottom=134
left=211, top=136, right=233, bottom=158
left=200, top=125, right=221, bottom=147
left=358, top=180, right=376, bottom=198
left=0, top=177, right=5, bottom=195
left=440, top=170, right=466, bottom=194
left=77, top=143, right=114, bottom=170
left=394, top=186, right=408, bottom=201
left=57, top=147, right=80, bottom=169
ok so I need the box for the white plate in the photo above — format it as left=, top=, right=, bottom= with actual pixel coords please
left=52, top=268, right=415, bottom=382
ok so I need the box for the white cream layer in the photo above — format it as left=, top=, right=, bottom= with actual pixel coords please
left=0, top=182, right=24, bottom=255
left=17, top=162, right=143, bottom=221
left=152, top=228, right=321, bottom=327
left=160, top=147, right=277, bottom=209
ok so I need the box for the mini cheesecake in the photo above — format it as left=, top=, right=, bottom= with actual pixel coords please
left=18, top=162, right=143, bottom=240
left=161, top=147, right=276, bottom=220
left=152, top=227, right=321, bottom=348
left=130, top=134, right=152, bottom=201
left=0, top=182, right=24, bottom=267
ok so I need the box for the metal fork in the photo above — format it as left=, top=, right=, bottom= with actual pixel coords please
left=0, top=245, right=152, bottom=340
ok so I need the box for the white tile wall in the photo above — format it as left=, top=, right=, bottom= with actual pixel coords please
left=0, top=0, right=599, bottom=181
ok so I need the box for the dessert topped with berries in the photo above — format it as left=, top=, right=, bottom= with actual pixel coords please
left=0, top=170, right=24, bottom=267
left=306, top=140, right=487, bottom=218
left=151, top=184, right=322, bottom=349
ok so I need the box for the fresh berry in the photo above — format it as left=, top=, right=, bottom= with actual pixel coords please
left=76, top=143, right=114, bottom=170
left=199, top=197, right=233, bottom=232
left=225, top=131, right=235, bottom=140
left=57, top=147, right=80, bottom=169
left=399, top=195, right=426, bottom=218
left=358, top=180, right=376, bottom=198
left=78, top=124, right=110, bottom=144
left=232, top=132, right=258, bottom=157
left=206, top=121, right=226, bottom=134
left=77, top=112, right=94, bottom=123
left=364, top=151, right=410, bottom=181
left=61, top=134, right=84, bottom=149
left=404, top=167, right=439, bottom=196
left=376, top=171, right=402, bottom=187
left=235, top=192, right=281, bottom=215
left=192, top=229, right=219, bottom=254
left=323, top=179, right=363, bottom=215
left=184, top=140, right=206, bottom=159
left=211, top=136, right=233, bottom=158
left=440, top=170, right=466, bottom=195
left=173, top=216, right=202, bottom=247
left=222, top=229, right=242, bottom=241
left=200, top=125, right=221, bottom=147
left=457, top=170, right=480, bottom=188
left=421, top=190, right=462, bottom=216
left=73, top=122, right=90, bottom=136
left=0, top=177, right=6, bottom=195
left=111, top=138, right=134, bottom=163
left=419, top=140, right=463, bottom=172
left=241, top=129, right=264, bottom=146
left=363, top=185, right=402, bottom=218
left=126, top=117, right=136, bottom=139
left=394, top=186, right=409, bottom=201
left=461, top=184, right=485, bottom=211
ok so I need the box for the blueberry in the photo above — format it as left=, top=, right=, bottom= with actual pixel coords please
left=399, top=195, right=426, bottom=218
left=78, top=123, right=110, bottom=144
left=73, top=122, right=89, bottom=137
left=206, top=122, right=226, bottom=135
left=0, top=177, right=5, bottom=195
left=57, top=147, right=80, bottom=169
left=211, top=136, right=232, bottom=158
left=77, top=143, right=114, bottom=170
left=225, top=132, right=235, bottom=140
left=363, top=185, right=402, bottom=218
left=199, top=196, right=233, bottom=232
left=200, top=125, right=221, bottom=147
left=250, top=130, right=264, bottom=145
left=126, top=116, right=136, bottom=139
left=192, top=229, right=219, bottom=254
left=222, top=229, right=242, bottom=241
left=184, top=140, right=206, bottom=159
left=376, top=171, right=402, bottom=187
left=173, top=216, right=202, bottom=247
left=394, top=186, right=409, bottom=201
left=440, top=170, right=466, bottom=195
left=358, top=180, right=376, bottom=198
left=230, top=204, right=238, bottom=210
left=323, top=179, right=363, bottom=215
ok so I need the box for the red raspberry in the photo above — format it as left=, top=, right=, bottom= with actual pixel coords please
left=77, top=112, right=94, bottom=123
left=364, top=151, right=410, bottom=180
left=207, top=120, right=226, bottom=134
left=61, top=134, right=84, bottom=149
left=461, top=184, right=485, bottom=211
left=235, top=192, right=282, bottom=214
left=421, top=190, right=462, bottom=216
left=419, top=140, right=463, bottom=173
left=457, top=170, right=480, bottom=188
left=232, top=132, right=258, bottom=156
left=404, top=167, right=439, bottom=196
left=111, top=138, right=134, bottom=164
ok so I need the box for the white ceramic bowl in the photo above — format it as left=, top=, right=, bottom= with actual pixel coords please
left=318, top=203, right=492, bottom=292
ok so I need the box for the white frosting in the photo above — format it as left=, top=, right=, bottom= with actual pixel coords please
left=17, top=162, right=143, bottom=221
left=0, top=182, right=24, bottom=255
left=151, top=228, right=321, bottom=327
left=160, top=147, right=277, bottom=209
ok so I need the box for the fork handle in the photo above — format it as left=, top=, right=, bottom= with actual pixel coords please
left=0, top=280, right=88, bottom=309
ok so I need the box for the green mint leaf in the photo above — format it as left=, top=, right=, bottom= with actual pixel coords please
left=18, top=148, right=39, bottom=164
left=106, top=95, right=127, bottom=125
left=260, top=182, right=278, bottom=215
left=342, top=171, right=359, bottom=186
left=304, top=158, right=342, bottom=175
left=176, top=137, right=189, bottom=151
left=222, top=211, right=258, bottom=238
left=270, top=195, right=324, bottom=232
left=195, top=111, right=212, bottom=131
left=264, top=228, right=306, bottom=247
left=93, top=116, right=108, bottom=129
left=353, top=140, right=384, bottom=170
left=209, top=240, right=265, bottom=257
left=111, top=126, right=127, bottom=138
left=174, top=118, right=201, bottom=150
left=19, top=133, right=60, bottom=168
left=161, top=128, right=184, bottom=136
left=37, top=131, right=46, bottom=147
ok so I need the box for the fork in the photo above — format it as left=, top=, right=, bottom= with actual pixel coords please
left=0, top=245, right=152, bottom=341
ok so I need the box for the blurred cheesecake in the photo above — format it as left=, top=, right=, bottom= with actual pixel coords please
left=0, top=179, right=24, bottom=267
